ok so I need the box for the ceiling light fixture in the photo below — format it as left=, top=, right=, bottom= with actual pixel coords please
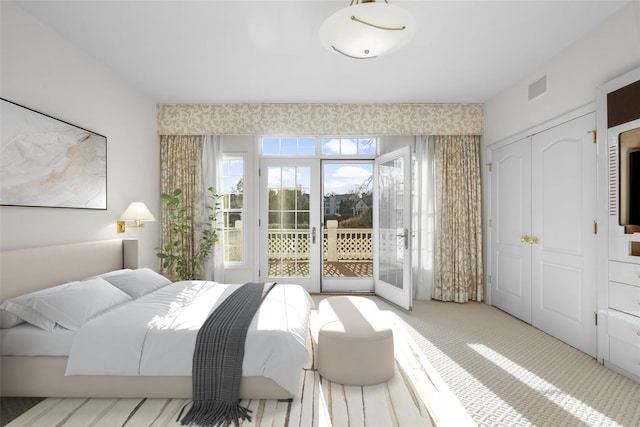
left=319, top=0, right=416, bottom=59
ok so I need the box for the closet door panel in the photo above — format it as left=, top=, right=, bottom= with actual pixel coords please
left=490, top=137, right=532, bottom=323
left=531, top=112, right=597, bottom=357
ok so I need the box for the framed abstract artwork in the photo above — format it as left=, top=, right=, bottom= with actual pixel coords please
left=0, top=98, right=107, bottom=209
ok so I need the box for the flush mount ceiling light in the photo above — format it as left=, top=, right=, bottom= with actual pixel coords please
left=319, top=0, right=416, bottom=59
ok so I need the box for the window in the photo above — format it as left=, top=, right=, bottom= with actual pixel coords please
left=261, top=136, right=378, bottom=157
left=221, top=154, right=245, bottom=266
left=262, top=137, right=316, bottom=156
left=322, top=137, right=377, bottom=156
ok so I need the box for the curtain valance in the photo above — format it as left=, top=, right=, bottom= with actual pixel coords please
left=157, top=103, right=483, bottom=136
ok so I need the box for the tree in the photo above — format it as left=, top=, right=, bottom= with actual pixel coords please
left=155, top=187, right=221, bottom=280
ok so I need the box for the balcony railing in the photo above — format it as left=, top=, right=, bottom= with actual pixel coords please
left=226, top=222, right=373, bottom=277
left=266, top=226, right=373, bottom=262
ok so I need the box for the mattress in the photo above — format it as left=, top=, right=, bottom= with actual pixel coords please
left=0, top=324, right=75, bottom=356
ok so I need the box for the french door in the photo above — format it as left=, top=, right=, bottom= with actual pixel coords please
left=259, top=158, right=321, bottom=293
left=259, top=148, right=412, bottom=308
left=374, top=147, right=412, bottom=310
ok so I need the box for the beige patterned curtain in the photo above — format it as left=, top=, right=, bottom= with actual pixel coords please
left=159, top=135, right=205, bottom=279
left=433, top=135, right=484, bottom=302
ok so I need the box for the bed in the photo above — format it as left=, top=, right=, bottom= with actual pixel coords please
left=0, top=239, right=313, bottom=399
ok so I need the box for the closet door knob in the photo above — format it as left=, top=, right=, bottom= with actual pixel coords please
left=521, top=235, right=531, bottom=243
left=530, top=236, right=539, bottom=244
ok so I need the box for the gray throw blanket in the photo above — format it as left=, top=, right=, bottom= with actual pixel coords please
left=179, top=282, right=276, bottom=427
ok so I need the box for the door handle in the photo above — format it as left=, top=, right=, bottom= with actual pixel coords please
left=521, top=235, right=539, bottom=244
left=397, top=229, right=409, bottom=248
left=311, top=227, right=316, bottom=244
left=402, top=228, right=409, bottom=249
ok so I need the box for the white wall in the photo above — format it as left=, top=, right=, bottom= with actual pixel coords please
left=0, top=2, right=160, bottom=269
left=483, top=3, right=640, bottom=148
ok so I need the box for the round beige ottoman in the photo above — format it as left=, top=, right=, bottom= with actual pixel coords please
left=317, top=296, right=394, bottom=386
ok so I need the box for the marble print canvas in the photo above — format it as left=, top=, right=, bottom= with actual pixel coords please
left=0, top=99, right=107, bottom=209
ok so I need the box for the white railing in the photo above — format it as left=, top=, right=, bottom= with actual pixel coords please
left=264, top=222, right=373, bottom=261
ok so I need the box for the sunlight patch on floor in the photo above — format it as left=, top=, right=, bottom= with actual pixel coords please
left=468, top=343, right=622, bottom=427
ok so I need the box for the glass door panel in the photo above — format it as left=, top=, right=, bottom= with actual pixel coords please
left=260, top=159, right=320, bottom=293
left=321, top=161, right=374, bottom=292
left=374, top=146, right=412, bottom=309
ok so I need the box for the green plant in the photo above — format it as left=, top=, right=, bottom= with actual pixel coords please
left=155, top=187, right=222, bottom=280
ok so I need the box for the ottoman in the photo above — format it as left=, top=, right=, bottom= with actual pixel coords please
left=317, top=296, right=394, bottom=386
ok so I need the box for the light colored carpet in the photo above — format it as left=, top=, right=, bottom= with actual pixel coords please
left=5, top=305, right=473, bottom=427
left=371, top=298, right=640, bottom=427
left=8, top=297, right=639, bottom=426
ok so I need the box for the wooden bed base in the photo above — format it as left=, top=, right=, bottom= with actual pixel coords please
left=0, top=239, right=294, bottom=399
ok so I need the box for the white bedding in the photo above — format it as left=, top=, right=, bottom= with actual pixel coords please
left=65, top=281, right=312, bottom=395
left=0, top=324, right=75, bottom=356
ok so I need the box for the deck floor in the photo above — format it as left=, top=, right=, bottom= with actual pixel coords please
left=268, top=260, right=373, bottom=278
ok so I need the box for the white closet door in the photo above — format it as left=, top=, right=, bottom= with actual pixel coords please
left=530, top=112, right=597, bottom=357
left=490, top=137, right=532, bottom=323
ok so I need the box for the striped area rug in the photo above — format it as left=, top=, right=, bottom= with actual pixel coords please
left=6, top=310, right=473, bottom=427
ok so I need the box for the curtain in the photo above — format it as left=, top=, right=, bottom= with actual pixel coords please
left=412, top=136, right=436, bottom=300
left=160, top=135, right=204, bottom=279
left=203, top=135, right=224, bottom=282
left=160, top=135, right=224, bottom=281
left=432, top=135, right=484, bottom=302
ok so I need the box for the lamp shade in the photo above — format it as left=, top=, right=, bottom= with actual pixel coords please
left=119, top=202, right=155, bottom=222
left=319, top=1, right=416, bottom=59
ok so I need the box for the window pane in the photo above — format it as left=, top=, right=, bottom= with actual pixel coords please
left=222, top=155, right=245, bottom=265
left=281, top=138, right=298, bottom=155
left=322, top=138, right=340, bottom=155
left=341, top=138, right=358, bottom=155
left=358, top=138, right=376, bottom=154
left=262, top=138, right=280, bottom=155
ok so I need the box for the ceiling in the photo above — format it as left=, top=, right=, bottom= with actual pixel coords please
left=13, top=0, right=631, bottom=105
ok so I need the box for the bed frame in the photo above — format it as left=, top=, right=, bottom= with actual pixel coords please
left=0, top=239, right=293, bottom=399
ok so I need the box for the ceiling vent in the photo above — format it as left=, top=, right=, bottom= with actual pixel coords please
left=528, top=75, right=547, bottom=101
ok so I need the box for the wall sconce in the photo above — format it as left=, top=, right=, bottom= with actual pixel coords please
left=116, top=202, right=155, bottom=233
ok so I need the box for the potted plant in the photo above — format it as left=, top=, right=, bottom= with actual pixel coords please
left=155, top=187, right=222, bottom=280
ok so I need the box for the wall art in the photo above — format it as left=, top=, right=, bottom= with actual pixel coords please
left=0, top=98, right=107, bottom=209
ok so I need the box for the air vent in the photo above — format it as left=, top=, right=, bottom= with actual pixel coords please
left=528, top=75, right=547, bottom=101
left=609, top=145, right=618, bottom=216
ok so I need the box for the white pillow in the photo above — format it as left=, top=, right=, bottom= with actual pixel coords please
left=0, top=282, right=80, bottom=331
left=30, top=277, right=132, bottom=331
left=0, top=308, right=25, bottom=329
left=102, top=268, right=172, bottom=299
left=85, top=269, right=132, bottom=280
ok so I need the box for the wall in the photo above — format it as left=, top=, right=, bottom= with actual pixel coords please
left=0, top=2, right=160, bottom=269
left=483, top=3, right=640, bottom=148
